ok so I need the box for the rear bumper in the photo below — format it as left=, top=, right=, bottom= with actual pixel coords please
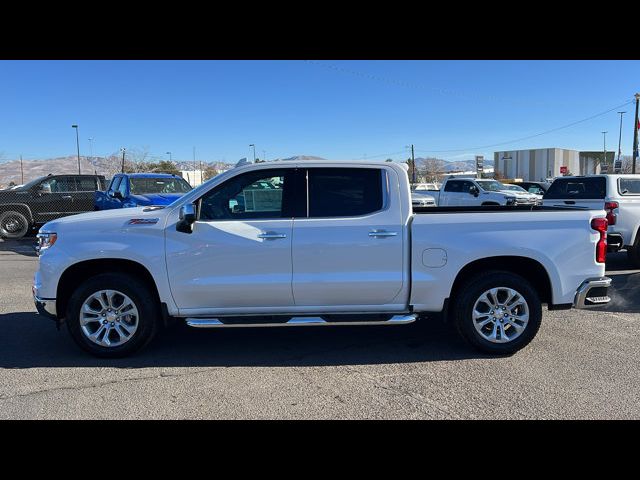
left=574, top=277, right=611, bottom=309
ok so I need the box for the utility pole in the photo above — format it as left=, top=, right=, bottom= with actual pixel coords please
left=617, top=112, right=626, bottom=164
left=121, top=148, right=126, bottom=173
left=88, top=137, right=94, bottom=164
left=602, top=131, right=608, bottom=172
left=72, top=124, right=81, bottom=174
left=633, top=93, right=640, bottom=174
left=249, top=144, right=256, bottom=162
left=20, top=155, right=24, bottom=184
left=193, top=146, right=197, bottom=185
left=411, top=144, right=416, bottom=183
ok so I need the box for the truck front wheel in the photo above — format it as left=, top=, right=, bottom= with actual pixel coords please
left=452, top=271, right=542, bottom=355
left=66, top=273, right=159, bottom=358
left=0, top=210, right=30, bottom=239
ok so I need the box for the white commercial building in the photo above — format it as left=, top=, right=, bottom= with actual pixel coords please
left=494, top=148, right=604, bottom=181
left=180, top=169, right=205, bottom=187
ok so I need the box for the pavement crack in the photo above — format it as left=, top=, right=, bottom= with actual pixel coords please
left=0, top=368, right=216, bottom=401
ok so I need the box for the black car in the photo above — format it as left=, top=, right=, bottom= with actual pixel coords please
left=507, top=181, right=551, bottom=196
left=0, top=174, right=107, bottom=239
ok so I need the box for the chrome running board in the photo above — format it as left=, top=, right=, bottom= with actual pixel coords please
left=185, top=314, right=416, bottom=329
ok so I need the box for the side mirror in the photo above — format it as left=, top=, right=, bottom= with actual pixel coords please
left=176, top=203, right=196, bottom=234
left=469, top=186, right=479, bottom=197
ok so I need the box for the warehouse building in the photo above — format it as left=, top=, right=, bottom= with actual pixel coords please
left=493, top=148, right=611, bottom=181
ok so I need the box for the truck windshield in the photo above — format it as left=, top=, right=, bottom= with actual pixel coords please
left=476, top=180, right=506, bottom=192
left=129, top=177, right=193, bottom=194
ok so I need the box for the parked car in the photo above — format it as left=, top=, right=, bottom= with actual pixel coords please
left=0, top=174, right=107, bottom=239
left=499, top=183, right=543, bottom=205
left=543, top=174, right=640, bottom=265
left=94, top=173, right=193, bottom=210
left=411, top=191, right=436, bottom=208
left=33, top=161, right=611, bottom=358
left=412, top=182, right=440, bottom=192
left=429, top=177, right=537, bottom=206
left=507, top=181, right=551, bottom=196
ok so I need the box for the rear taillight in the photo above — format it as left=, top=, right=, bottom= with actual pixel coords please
left=591, top=217, right=608, bottom=263
left=605, top=201, right=618, bottom=226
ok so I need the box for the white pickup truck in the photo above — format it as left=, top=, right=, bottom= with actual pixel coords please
left=543, top=174, right=640, bottom=266
left=32, top=161, right=611, bottom=358
left=431, top=177, right=539, bottom=207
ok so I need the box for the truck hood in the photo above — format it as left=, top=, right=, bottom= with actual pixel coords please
left=129, top=193, right=184, bottom=205
left=40, top=205, right=170, bottom=233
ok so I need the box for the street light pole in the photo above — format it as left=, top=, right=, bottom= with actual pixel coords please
left=121, top=148, right=126, bottom=173
left=71, top=124, right=81, bottom=174
left=249, top=144, right=256, bottom=162
left=633, top=93, right=640, bottom=174
left=166, top=151, right=172, bottom=162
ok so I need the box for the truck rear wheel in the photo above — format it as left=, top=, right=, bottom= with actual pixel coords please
left=452, top=271, right=542, bottom=355
left=66, top=273, right=159, bottom=358
left=0, top=210, right=30, bottom=239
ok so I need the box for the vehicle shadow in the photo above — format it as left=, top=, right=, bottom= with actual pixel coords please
left=603, top=251, right=640, bottom=313
left=0, top=311, right=490, bottom=369
left=0, top=236, right=38, bottom=257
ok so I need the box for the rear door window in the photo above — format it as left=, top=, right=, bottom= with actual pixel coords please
left=307, top=168, right=383, bottom=218
left=444, top=181, right=461, bottom=192
left=618, top=178, right=640, bottom=195
left=76, top=177, right=99, bottom=191
left=544, top=177, right=606, bottom=199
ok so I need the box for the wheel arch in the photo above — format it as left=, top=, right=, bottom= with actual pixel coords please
left=56, top=258, right=161, bottom=321
left=449, top=256, right=552, bottom=310
left=0, top=203, right=34, bottom=223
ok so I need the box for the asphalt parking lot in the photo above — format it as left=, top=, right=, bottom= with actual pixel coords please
left=1, top=237, right=639, bottom=419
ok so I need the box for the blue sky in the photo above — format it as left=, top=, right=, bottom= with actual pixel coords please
left=0, top=60, right=638, bottom=163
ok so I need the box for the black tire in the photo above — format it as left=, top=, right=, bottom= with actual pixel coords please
left=66, top=273, right=159, bottom=358
left=0, top=210, right=30, bottom=239
left=452, top=271, right=542, bottom=355
left=627, top=244, right=640, bottom=269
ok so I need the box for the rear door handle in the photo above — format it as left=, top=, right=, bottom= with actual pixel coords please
left=369, top=230, right=398, bottom=237
left=62, top=195, right=73, bottom=200
left=258, top=232, right=287, bottom=240
left=564, top=200, right=575, bottom=205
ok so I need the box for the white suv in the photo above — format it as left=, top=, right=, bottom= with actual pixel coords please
left=543, top=174, right=640, bottom=266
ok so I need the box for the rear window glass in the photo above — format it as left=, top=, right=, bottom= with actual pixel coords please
left=618, top=178, right=640, bottom=195
left=544, top=177, right=606, bottom=200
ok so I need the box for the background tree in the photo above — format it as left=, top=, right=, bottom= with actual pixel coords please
left=420, top=157, right=444, bottom=182
left=203, top=164, right=219, bottom=181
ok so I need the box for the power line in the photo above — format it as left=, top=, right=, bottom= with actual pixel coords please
left=412, top=99, right=635, bottom=154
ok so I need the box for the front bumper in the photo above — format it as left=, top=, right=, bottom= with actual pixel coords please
left=32, top=286, right=57, bottom=319
left=574, top=277, right=611, bottom=308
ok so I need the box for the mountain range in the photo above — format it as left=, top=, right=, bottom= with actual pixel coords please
left=0, top=155, right=493, bottom=188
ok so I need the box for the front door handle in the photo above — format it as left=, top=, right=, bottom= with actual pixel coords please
left=258, top=232, right=287, bottom=240
left=369, top=230, right=398, bottom=237
left=61, top=195, right=73, bottom=200
left=564, top=200, right=576, bottom=205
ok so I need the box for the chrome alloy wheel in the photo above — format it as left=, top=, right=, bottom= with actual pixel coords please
left=80, top=290, right=139, bottom=347
left=472, top=287, right=529, bottom=344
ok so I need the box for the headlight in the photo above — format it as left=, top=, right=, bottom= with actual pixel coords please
left=36, top=232, right=57, bottom=254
